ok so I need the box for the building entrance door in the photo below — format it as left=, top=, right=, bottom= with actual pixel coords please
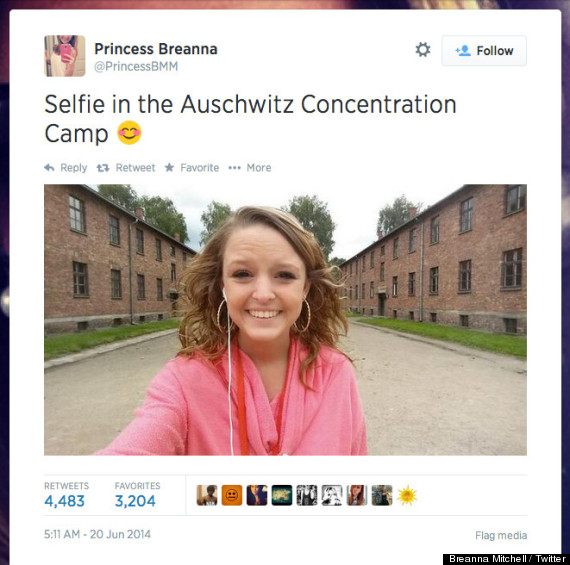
left=378, top=294, right=386, bottom=316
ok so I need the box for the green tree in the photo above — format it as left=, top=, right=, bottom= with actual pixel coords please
left=283, top=195, right=335, bottom=261
left=200, top=201, right=233, bottom=245
left=97, top=184, right=139, bottom=210
left=376, top=195, right=423, bottom=237
left=138, top=195, right=189, bottom=242
left=328, top=256, right=346, bottom=267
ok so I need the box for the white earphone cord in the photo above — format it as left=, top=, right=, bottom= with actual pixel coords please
left=226, top=301, right=234, bottom=456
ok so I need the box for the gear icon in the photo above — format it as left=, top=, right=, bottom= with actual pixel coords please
left=416, top=42, right=431, bottom=57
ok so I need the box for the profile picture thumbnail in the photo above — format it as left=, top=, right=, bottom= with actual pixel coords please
left=44, top=35, right=85, bottom=77
left=371, top=485, right=393, bottom=506
left=247, top=485, right=268, bottom=506
left=221, top=485, right=242, bottom=506
left=322, top=485, right=342, bottom=506
left=347, top=485, right=367, bottom=506
left=296, top=485, right=317, bottom=506
left=196, top=485, right=218, bottom=506
left=271, top=485, right=293, bottom=506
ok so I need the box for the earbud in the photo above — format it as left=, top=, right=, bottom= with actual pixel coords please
left=222, top=288, right=227, bottom=300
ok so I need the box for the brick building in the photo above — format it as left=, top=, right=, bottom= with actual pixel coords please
left=340, top=184, right=527, bottom=334
left=44, top=184, right=197, bottom=334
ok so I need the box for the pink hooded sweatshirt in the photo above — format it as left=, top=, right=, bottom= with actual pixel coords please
left=97, top=338, right=367, bottom=456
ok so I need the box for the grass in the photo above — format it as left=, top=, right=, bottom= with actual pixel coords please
left=352, top=317, right=526, bottom=358
left=44, top=318, right=180, bottom=361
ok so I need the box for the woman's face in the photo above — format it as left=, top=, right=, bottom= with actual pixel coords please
left=58, top=36, right=72, bottom=44
left=351, top=485, right=362, bottom=496
left=222, top=224, right=310, bottom=353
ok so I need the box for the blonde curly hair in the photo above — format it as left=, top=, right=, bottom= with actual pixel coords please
left=178, top=206, right=348, bottom=382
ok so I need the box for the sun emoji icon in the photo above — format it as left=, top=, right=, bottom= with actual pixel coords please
left=397, top=485, right=417, bottom=506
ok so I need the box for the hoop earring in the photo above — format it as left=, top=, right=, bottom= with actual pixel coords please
left=216, top=298, right=234, bottom=332
left=294, top=299, right=311, bottom=333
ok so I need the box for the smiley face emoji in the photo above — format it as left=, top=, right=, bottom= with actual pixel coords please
left=117, top=120, right=142, bottom=145
left=221, top=485, right=242, bottom=506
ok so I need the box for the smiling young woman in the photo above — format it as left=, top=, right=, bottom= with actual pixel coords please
left=97, top=206, right=367, bottom=456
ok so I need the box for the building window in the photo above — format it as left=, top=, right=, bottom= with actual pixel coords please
left=392, top=276, right=398, bottom=297
left=155, top=238, right=162, bottom=261
left=362, top=255, right=366, bottom=272
left=393, top=309, right=397, bottom=319
left=69, top=195, right=85, bottom=232
left=429, top=267, right=439, bottom=294
left=460, top=197, right=473, bottom=232
left=502, top=248, right=523, bottom=288
left=393, top=237, right=399, bottom=259
left=460, top=314, right=469, bottom=327
left=349, top=263, right=352, bottom=275
left=111, top=269, right=122, bottom=299
left=380, top=262, right=385, bottom=282
left=170, top=245, right=176, bottom=257
left=109, top=215, right=120, bottom=245
left=157, top=278, right=163, bottom=301
left=506, top=185, right=526, bottom=215
left=504, top=318, right=517, bottom=334
left=370, top=281, right=375, bottom=298
left=430, top=312, right=437, bottom=323
left=183, top=253, right=187, bottom=265
left=409, top=311, right=414, bottom=320
left=137, top=274, right=145, bottom=300
left=73, top=262, right=88, bottom=297
left=380, top=245, right=385, bottom=256
left=171, top=263, right=177, bottom=282
left=431, top=216, right=439, bottom=244
left=349, top=287, right=353, bottom=300
left=370, top=251, right=375, bottom=268
left=136, top=229, right=144, bottom=254
left=355, top=285, right=358, bottom=299
left=409, top=228, right=417, bottom=253
left=408, top=272, right=416, bottom=296
left=362, top=283, right=365, bottom=298
left=459, top=260, right=472, bottom=292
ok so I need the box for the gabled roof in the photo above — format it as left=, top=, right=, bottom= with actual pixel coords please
left=339, top=184, right=477, bottom=267
left=77, top=184, right=198, bottom=255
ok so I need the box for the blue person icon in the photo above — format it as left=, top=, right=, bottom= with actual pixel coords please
left=458, top=45, right=471, bottom=57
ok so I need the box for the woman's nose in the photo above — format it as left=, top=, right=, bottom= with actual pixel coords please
left=252, top=277, right=275, bottom=301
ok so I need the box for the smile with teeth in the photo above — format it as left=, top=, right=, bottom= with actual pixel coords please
left=248, top=310, right=280, bottom=319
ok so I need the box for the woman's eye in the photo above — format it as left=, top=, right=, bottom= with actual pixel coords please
left=277, top=271, right=296, bottom=280
left=231, top=270, right=251, bottom=279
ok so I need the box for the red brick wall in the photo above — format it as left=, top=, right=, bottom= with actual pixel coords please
left=341, top=184, right=527, bottom=334
left=44, top=184, right=195, bottom=333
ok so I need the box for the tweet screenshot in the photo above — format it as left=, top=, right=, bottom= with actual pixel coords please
left=10, top=8, right=561, bottom=563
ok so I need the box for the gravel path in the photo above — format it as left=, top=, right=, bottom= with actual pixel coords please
left=342, top=322, right=526, bottom=455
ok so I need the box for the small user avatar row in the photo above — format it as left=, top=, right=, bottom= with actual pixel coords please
left=196, top=485, right=393, bottom=506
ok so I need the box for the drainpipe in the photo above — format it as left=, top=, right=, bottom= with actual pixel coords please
left=357, top=254, right=362, bottom=313
left=128, top=218, right=139, bottom=325
left=419, top=219, right=424, bottom=322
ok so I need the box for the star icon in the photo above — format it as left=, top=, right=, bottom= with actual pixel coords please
left=165, top=163, right=174, bottom=172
